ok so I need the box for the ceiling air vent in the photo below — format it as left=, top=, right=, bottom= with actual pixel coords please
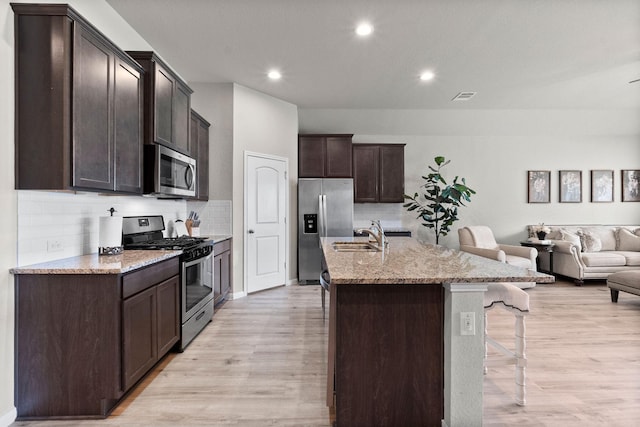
left=452, top=92, right=476, bottom=101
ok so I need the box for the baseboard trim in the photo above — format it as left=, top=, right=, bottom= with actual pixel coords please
left=231, top=290, right=247, bottom=300
left=0, top=407, right=17, bottom=427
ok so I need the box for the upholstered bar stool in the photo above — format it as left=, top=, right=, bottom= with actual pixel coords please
left=483, top=282, right=530, bottom=406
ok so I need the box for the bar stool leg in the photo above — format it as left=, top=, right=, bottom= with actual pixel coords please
left=484, top=312, right=489, bottom=375
left=515, top=313, right=527, bottom=406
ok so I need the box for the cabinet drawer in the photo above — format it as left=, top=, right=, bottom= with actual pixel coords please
left=123, top=257, right=180, bottom=299
left=213, top=239, right=231, bottom=255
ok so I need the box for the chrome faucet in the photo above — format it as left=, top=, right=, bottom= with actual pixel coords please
left=357, top=220, right=386, bottom=249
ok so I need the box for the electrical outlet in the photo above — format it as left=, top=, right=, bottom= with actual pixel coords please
left=460, top=312, right=475, bottom=336
left=47, top=240, right=63, bottom=252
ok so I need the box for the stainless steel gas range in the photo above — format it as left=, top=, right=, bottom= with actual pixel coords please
left=122, top=215, right=214, bottom=351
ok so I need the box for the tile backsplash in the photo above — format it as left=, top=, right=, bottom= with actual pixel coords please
left=353, top=203, right=407, bottom=231
left=186, top=200, right=232, bottom=236
left=16, top=191, right=234, bottom=266
left=17, top=191, right=187, bottom=266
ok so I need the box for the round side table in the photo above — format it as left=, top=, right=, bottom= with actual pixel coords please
left=520, top=241, right=555, bottom=274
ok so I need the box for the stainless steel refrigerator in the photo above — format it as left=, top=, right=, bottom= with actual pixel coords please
left=298, top=178, right=354, bottom=284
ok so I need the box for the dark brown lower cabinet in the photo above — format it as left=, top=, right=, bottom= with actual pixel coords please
left=14, top=257, right=179, bottom=420
left=330, top=284, right=444, bottom=426
left=213, top=239, right=232, bottom=305
left=123, top=285, right=158, bottom=391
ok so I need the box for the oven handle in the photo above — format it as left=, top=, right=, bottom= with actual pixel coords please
left=182, top=252, right=213, bottom=270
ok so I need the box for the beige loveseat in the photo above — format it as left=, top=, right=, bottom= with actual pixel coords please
left=527, top=225, right=640, bottom=284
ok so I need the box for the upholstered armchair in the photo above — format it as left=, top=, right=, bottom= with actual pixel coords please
left=458, top=226, right=538, bottom=272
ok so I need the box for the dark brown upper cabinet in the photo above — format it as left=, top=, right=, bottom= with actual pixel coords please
left=190, top=110, right=211, bottom=200
left=298, top=134, right=353, bottom=178
left=12, top=4, right=144, bottom=194
left=127, top=51, right=193, bottom=156
left=353, top=144, right=405, bottom=203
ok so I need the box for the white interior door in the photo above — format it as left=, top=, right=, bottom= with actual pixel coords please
left=245, top=152, right=287, bottom=293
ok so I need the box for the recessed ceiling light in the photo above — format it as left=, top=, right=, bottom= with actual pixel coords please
left=355, top=22, right=373, bottom=36
left=420, top=71, right=435, bottom=81
left=267, top=70, right=282, bottom=80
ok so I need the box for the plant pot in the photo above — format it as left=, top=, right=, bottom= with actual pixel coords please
left=536, top=231, right=547, bottom=240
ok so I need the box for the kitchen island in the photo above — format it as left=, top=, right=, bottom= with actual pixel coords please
left=322, top=236, right=554, bottom=427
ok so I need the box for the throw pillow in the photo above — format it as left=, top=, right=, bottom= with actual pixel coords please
left=617, top=228, right=640, bottom=251
left=577, top=229, right=602, bottom=253
left=560, top=229, right=582, bottom=251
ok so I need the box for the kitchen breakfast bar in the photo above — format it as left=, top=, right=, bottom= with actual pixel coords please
left=321, top=236, right=554, bottom=427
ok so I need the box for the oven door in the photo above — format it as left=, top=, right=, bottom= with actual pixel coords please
left=182, top=252, right=214, bottom=321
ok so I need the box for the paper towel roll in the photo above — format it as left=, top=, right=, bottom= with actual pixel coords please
left=99, top=216, right=123, bottom=255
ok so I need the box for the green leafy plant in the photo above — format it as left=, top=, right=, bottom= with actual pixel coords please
left=404, top=156, right=475, bottom=245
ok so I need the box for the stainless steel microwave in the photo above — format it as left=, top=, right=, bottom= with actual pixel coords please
left=145, top=144, right=196, bottom=197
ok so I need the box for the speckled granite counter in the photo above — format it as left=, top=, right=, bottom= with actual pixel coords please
left=10, top=250, right=181, bottom=275
left=322, top=236, right=554, bottom=284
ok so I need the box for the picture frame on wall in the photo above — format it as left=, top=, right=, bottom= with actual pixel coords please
left=590, top=170, right=614, bottom=202
left=621, top=170, right=640, bottom=202
left=528, top=170, right=550, bottom=203
left=559, top=170, right=582, bottom=203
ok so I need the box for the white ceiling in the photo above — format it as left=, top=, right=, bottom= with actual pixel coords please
left=106, top=0, right=640, bottom=110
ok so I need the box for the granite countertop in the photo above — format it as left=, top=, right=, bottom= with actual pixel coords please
left=322, top=236, right=555, bottom=285
left=208, top=235, right=232, bottom=243
left=10, top=250, right=182, bottom=275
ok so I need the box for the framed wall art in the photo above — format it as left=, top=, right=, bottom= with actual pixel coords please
left=528, top=170, right=550, bottom=203
left=590, top=170, right=614, bottom=202
left=559, top=170, right=582, bottom=203
left=621, top=169, right=640, bottom=202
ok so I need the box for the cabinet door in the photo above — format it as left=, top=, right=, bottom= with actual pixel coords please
left=298, top=136, right=326, bottom=177
left=154, top=65, right=174, bottom=147
left=72, top=25, right=113, bottom=191
left=220, top=250, right=231, bottom=298
left=213, top=253, right=222, bottom=302
left=174, top=81, right=192, bottom=154
left=197, top=118, right=210, bottom=200
left=325, top=136, right=353, bottom=177
left=122, top=286, right=157, bottom=391
left=114, top=56, right=143, bottom=193
left=353, top=145, right=380, bottom=202
left=156, top=276, right=180, bottom=357
left=379, top=145, right=405, bottom=202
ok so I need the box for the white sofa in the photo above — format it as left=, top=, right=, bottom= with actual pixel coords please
left=526, top=225, right=640, bottom=284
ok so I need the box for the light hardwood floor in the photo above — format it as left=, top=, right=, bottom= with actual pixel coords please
left=12, top=279, right=640, bottom=426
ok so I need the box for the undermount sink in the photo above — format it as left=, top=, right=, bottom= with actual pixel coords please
left=331, top=241, right=381, bottom=252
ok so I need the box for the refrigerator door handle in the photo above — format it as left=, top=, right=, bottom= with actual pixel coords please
left=318, top=195, right=324, bottom=248
left=322, top=194, right=328, bottom=239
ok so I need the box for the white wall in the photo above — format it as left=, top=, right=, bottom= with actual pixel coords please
left=299, top=108, right=640, bottom=248
left=190, top=82, right=234, bottom=201
left=233, top=84, right=299, bottom=293
left=186, top=83, right=235, bottom=238
left=0, top=2, right=17, bottom=424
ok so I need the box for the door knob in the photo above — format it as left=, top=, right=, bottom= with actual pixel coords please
left=248, top=229, right=255, bottom=234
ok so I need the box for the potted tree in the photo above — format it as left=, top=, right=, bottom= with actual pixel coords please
left=404, top=156, right=475, bottom=245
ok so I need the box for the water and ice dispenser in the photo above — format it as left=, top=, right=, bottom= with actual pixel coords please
left=303, top=214, right=318, bottom=234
